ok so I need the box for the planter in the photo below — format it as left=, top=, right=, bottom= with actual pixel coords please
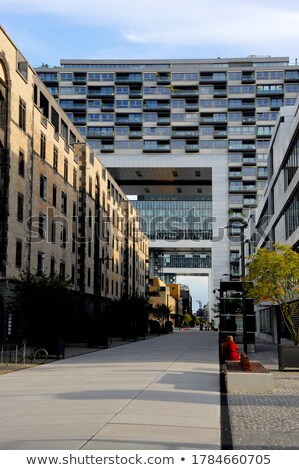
left=278, top=344, right=299, bottom=371
left=225, top=361, right=273, bottom=392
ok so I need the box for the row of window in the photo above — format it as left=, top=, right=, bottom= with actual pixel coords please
left=15, top=241, right=127, bottom=293
left=40, top=69, right=299, bottom=83
left=56, top=84, right=298, bottom=96
left=284, top=133, right=299, bottom=187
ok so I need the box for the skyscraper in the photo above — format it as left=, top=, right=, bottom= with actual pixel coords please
left=37, top=56, right=299, bottom=320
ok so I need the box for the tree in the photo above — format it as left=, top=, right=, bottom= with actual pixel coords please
left=153, top=303, right=172, bottom=324
left=12, top=271, right=76, bottom=344
left=108, top=293, right=151, bottom=340
left=244, top=243, right=299, bottom=345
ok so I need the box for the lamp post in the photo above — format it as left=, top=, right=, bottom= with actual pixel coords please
left=237, top=221, right=248, bottom=354
left=225, top=221, right=248, bottom=354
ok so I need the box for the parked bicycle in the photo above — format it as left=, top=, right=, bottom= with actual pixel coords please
left=104, top=337, right=112, bottom=349
left=16, top=341, right=48, bottom=364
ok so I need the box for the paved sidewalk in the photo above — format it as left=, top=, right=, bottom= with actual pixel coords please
left=227, top=337, right=299, bottom=450
left=0, top=330, right=221, bottom=450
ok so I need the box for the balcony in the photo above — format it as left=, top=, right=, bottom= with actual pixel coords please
left=73, top=75, right=86, bottom=84
left=256, top=87, right=284, bottom=96
left=242, top=74, right=255, bottom=83
left=228, top=101, right=255, bottom=110
left=101, top=103, right=114, bottom=111
left=143, top=103, right=170, bottom=111
left=60, top=101, right=86, bottom=110
left=157, top=117, right=171, bottom=125
left=185, top=103, right=199, bottom=111
left=115, top=116, right=142, bottom=124
left=129, top=89, right=142, bottom=98
left=172, top=130, right=199, bottom=138
left=185, top=144, right=199, bottom=152
left=285, top=72, right=299, bottom=81
left=86, top=129, right=114, bottom=138
left=115, top=74, right=142, bottom=84
left=156, top=75, right=170, bottom=84
left=228, top=143, right=256, bottom=151
left=87, top=88, right=114, bottom=98
left=129, top=130, right=142, bottom=139
left=101, top=144, right=114, bottom=152
left=242, top=116, right=256, bottom=124
left=171, top=89, right=199, bottom=97
left=214, top=89, right=227, bottom=97
left=200, top=74, right=227, bottom=83
left=73, top=117, right=87, bottom=125
left=143, top=143, right=171, bottom=152
left=214, top=130, right=227, bottom=138
left=200, top=116, right=227, bottom=124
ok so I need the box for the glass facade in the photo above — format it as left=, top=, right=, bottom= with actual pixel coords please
left=133, top=198, right=212, bottom=241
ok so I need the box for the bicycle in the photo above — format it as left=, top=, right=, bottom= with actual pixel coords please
left=104, top=337, right=112, bottom=349
left=16, top=342, right=48, bottom=364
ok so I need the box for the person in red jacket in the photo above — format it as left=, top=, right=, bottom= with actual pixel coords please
left=221, top=335, right=240, bottom=361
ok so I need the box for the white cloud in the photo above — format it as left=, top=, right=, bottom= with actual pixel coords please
left=1, top=0, right=299, bottom=61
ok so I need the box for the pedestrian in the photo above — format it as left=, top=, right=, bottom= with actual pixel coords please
left=221, top=335, right=240, bottom=361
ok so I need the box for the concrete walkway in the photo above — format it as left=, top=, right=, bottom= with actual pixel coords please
left=0, top=330, right=221, bottom=450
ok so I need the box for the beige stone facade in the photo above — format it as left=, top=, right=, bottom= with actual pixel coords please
left=0, top=27, right=148, bottom=339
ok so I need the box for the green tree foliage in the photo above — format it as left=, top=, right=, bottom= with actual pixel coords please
left=153, top=303, right=172, bottom=322
left=244, top=244, right=299, bottom=345
left=182, top=313, right=193, bottom=326
left=108, top=293, right=151, bottom=340
left=13, top=271, right=76, bottom=344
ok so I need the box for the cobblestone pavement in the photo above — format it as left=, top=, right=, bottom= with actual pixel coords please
left=227, top=338, right=299, bottom=450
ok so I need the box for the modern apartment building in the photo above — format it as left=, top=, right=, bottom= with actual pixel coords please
left=0, top=27, right=148, bottom=341
left=252, top=99, right=299, bottom=343
left=36, top=55, right=299, bottom=321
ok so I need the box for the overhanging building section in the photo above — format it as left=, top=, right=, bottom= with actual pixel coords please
left=36, top=56, right=299, bottom=318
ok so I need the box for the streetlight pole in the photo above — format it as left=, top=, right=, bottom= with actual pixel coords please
left=225, top=221, right=248, bottom=354
left=240, top=223, right=247, bottom=354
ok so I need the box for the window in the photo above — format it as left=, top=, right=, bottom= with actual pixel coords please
left=73, top=168, right=77, bottom=190
left=89, top=176, right=92, bottom=195
left=52, top=185, right=57, bottom=207
left=60, top=224, right=67, bottom=249
left=53, top=146, right=58, bottom=171
left=87, top=267, right=91, bottom=287
left=51, top=220, right=56, bottom=244
left=59, top=260, right=65, bottom=278
left=17, top=193, right=24, bottom=222
left=15, top=239, right=22, bottom=268
left=40, top=175, right=48, bottom=200
left=19, top=98, right=26, bottom=131
left=285, top=188, right=299, bottom=238
left=37, top=252, right=46, bottom=273
left=73, top=202, right=77, bottom=221
left=64, top=158, right=68, bottom=181
left=40, top=132, right=46, bottom=160
left=39, top=213, right=46, bottom=239
left=17, top=51, right=28, bottom=80
left=18, top=151, right=25, bottom=177
left=61, top=191, right=67, bottom=215
left=50, top=257, right=55, bottom=276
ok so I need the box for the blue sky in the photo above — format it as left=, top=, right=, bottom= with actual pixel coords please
left=1, top=0, right=299, bottom=67
left=1, top=0, right=299, bottom=307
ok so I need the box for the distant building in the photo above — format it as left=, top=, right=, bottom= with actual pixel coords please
left=180, top=284, right=192, bottom=315
left=36, top=54, right=299, bottom=324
